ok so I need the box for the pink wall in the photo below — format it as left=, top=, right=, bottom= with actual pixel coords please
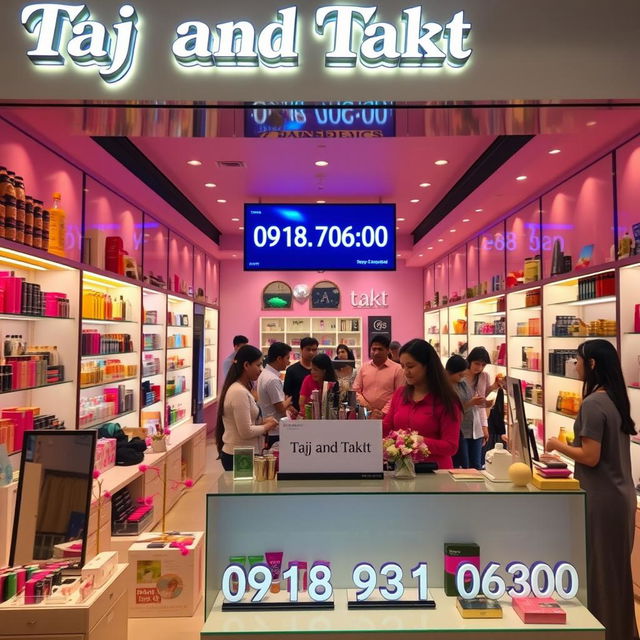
left=479, top=221, right=506, bottom=293
left=206, top=255, right=220, bottom=305
left=506, top=203, right=541, bottom=286
left=424, top=265, right=435, bottom=308
left=142, top=215, right=168, bottom=286
left=169, top=231, right=194, bottom=295
left=0, top=117, right=83, bottom=261
left=467, top=239, right=479, bottom=295
left=219, top=261, right=423, bottom=378
left=448, top=246, right=466, bottom=301
left=617, top=135, right=640, bottom=240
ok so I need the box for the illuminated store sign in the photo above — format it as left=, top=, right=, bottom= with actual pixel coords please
left=19, top=3, right=472, bottom=84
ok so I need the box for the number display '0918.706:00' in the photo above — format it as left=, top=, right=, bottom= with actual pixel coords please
left=252, top=225, right=389, bottom=249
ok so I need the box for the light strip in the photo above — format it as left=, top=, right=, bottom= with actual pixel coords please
left=83, top=272, right=134, bottom=288
left=449, top=302, right=467, bottom=310
left=0, top=248, right=74, bottom=270
left=548, top=268, right=614, bottom=287
left=0, top=256, right=47, bottom=271
left=168, top=294, right=188, bottom=303
left=560, top=295, right=616, bottom=307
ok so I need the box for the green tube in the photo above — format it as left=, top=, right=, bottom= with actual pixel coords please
left=248, top=554, right=264, bottom=566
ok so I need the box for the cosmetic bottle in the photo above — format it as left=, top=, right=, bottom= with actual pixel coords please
left=48, top=192, right=66, bottom=257
left=14, top=176, right=25, bottom=244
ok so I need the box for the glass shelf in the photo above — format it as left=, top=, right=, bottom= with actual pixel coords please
left=471, top=311, right=505, bottom=317
left=142, top=399, right=162, bottom=409
left=143, top=347, right=163, bottom=352
left=81, top=408, right=137, bottom=430
left=167, top=416, right=191, bottom=429
left=166, top=389, right=190, bottom=400
left=0, top=313, right=74, bottom=321
left=524, top=400, right=543, bottom=409
left=510, top=334, right=541, bottom=338
left=168, top=324, right=190, bottom=328
left=471, top=334, right=505, bottom=338
left=547, top=409, right=579, bottom=420
left=81, top=350, right=136, bottom=359
left=143, top=323, right=163, bottom=327
left=167, top=345, right=190, bottom=350
left=547, top=335, right=615, bottom=339
left=80, top=375, right=138, bottom=390
left=627, top=385, right=640, bottom=391
left=546, top=373, right=582, bottom=381
left=82, top=318, right=137, bottom=325
left=510, top=366, right=542, bottom=373
left=548, top=296, right=616, bottom=307
left=510, top=305, right=542, bottom=312
left=167, top=365, right=192, bottom=373
left=0, top=379, right=71, bottom=395
left=142, top=372, right=163, bottom=380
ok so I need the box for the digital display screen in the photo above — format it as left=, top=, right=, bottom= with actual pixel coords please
left=244, top=102, right=395, bottom=138
left=244, top=203, right=396, bottom=271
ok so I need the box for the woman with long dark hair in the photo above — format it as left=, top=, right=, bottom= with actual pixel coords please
left=299, top=353, right=338, bottom=411
left=383, top=339, right=462, bottom=469
left=545, top=339, right=637, bottom=640
left=215, top=345, right=278, bottom=471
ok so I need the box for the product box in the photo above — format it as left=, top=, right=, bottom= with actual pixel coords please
left=95, top=438, right=117, bottom=474
left=512, top=597, right=566, bottom=624
left=82, top=551, right=118, bottom=589
left=128, top=531, right=204, bottom=617
left=456, top=596, right=503, bottom=619
left=444, top=542, right=480, bottom=597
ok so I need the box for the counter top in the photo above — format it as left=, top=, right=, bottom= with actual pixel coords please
left=213, top=470, right=585, bottom=497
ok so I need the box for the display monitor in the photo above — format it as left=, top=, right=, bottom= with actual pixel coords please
left=244, top=203, right=396, bottom=271
left=505, top=377, right=537, bottom=468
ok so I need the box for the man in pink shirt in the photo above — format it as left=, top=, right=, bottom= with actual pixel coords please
left=352, top=334, right=405, bottom=418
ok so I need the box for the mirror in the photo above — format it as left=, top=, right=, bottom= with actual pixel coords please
left=10, top=430, right=96, bottom=569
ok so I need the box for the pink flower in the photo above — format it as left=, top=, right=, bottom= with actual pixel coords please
left=92, top=470, right=101, bottom=479
left=138, top=464, right=148, bottom=472
left=103, top=491, right=112, bottom=499
left=184, top=479, right=194, bottom=488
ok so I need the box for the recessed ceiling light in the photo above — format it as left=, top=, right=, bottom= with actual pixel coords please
left=205, top=182, right=216, bottom=188
left=396, top=226, right=400, bottom=230
left=475, top=208, right=483, bottom=212
left=427, top=246, right=434, bottom=250
left=396, top=253, right=401, bottom=257
left=434, top=160, right=448, bottom=166
left=239, top=226, right=244, bottom=230
left=516, top=176, right=528, bottom=181
left=462, top=218, right=471, bottom=223
left=315, top=160, right=329, bottom=167
left=217, top=199, right=227, bottom=203
left=418, top=254, right=424, bottom=257
left=548, top=149, right=561, bottom=155
left=316, top=200, right=326, bottom=204
left=450, top=229, right=456, bottom=233
left=586, top=121, right=597, bottom=127
left=438, top=238, right=444, bottom=242
left=231, top=217, right=240, bottom=222
left=397, top=217, right=406, bottom=222
left=410, top=199, right=420, bottom=203
left=419, top=182, right=431, bottom=188
left=187, top=160, right=202, bottom=166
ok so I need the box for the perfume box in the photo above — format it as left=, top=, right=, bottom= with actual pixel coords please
left=512, top=597, right=566, bottom=624
left=444, top=542, right=480, bottom=597
left=456, top=596, right=503, bottom=619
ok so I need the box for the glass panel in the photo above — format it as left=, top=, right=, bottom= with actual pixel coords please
left=506, top=203, right=542, bottom=288
left=448, top=245, right=466, bottom=303
left=194, top=247, right=206, bottom=301
left=206, top=254, right=220, bottom=305
left=466, top=238, right=479, bottom=298
left=423, top=265, right=435, bottom=310
left=616, top=137, right=640, bottom=259
left=479, top=221, right=506, bottom=294
left=541, top=156, right=614, bottom=278
left=434, top=257, right=448, bottom=307
left=169, top=231, right=194, bottom=296
left=142, top=214, right=168, bottom=289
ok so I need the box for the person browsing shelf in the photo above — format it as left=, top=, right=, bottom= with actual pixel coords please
left=335, top=343, right=357, bottom=398
left=221, top=334, right=248, bottom=380
left=283, top=337, right=318, bottom=414
left=383, top=339, right=461, bottom=469
left=352, top=334, right=404, bottom=419
left=389, top=340, right=401, bottom=364
left=446, top=355, right=486, bottom=469
left=257, top=341, right=292, bottom=448
left=545, top=340, right=637, bottom=640
left=299, top=353, right=338, bottom=412
left=215, top=345, right=278, bottom=471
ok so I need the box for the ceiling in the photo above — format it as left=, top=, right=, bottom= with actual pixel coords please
left=4, top=105, right=640, bottom=266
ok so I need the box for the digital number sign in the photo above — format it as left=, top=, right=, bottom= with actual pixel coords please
left=245, top=102, right=395, bottom=138
left=244, top=203, right=396, bottom=271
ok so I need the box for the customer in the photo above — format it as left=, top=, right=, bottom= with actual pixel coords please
left=353, top=334, right=404, bottom=418
left=284, top=337, right=318, bottom=414
left=215, top=345, right=278, bottom=471
left=446, top=355, right=485, bottom=468
left=299, top=353, right=338, bottom=412
left=257, top=342, right=292, bottom=448
left=389, top=340, right=401, bottom=363
left=221, top=335, right=248, bottom=379
left=383, top=339, right=461, bottom=469
left=335, top=343, right=357, bottom=396
left=545, top=340, right=637, bottom=640
left=464, top=347, right=503, bottom=454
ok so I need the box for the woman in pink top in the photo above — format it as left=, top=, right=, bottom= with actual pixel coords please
left=383, top=339, right=462, bottom=469
left=299, top=353, right=338, bottom=412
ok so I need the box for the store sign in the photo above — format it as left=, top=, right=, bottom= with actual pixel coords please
left=351, top=290, right=389, bottom=308
left=279, top=419, right=383, bottom=479
left=19, top=3, right=471, bottom=84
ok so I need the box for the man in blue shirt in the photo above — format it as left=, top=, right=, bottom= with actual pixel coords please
left=221, top=335, right=249, bottom=381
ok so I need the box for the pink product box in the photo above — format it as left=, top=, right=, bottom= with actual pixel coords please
left=44, top=292, right=66, bottom=317
left=95, top=438, right=117, bottom=474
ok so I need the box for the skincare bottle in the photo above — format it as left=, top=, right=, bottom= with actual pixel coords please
left=48, top=193, right=66, bottom=257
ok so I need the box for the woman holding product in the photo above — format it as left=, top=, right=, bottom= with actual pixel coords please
left=545, top=340, right=637, bottom=640
left=299, top=353, right=338, bottom=412
left=445, top=355, right=486, bottom=468
left=215, top=345, right=278, bottom=471
left=335, top=344, right=357, bottom=398
left=463, top=347, right=503, bottom=468
left=383, top=339, right=461, bottom=469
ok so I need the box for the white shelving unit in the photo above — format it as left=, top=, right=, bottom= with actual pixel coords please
left=204, top=306, right=219, bottom=406
left=141, top=287, right=166, bottom=429
left=166, top=294, right=193, bottom=428
left=260, top=316, right=362, bottom=366
left=468, top=295, right=506, bottom=379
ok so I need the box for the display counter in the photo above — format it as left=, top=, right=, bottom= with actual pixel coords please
left=203, top=472, right=603, bottom=639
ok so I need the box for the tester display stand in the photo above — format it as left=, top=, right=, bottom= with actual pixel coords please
left=202, top=473, right=603, bottom=640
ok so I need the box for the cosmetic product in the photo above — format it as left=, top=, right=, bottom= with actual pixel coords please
left=254, top=456, right=267, bottom=482
left=78, top=576, right=95, bottom=602
left=288, top=561, right=308, bottom=591
left=265, top=551, right=283, bottom=594
left=457, top=596, right=503, bottom=619
left=4, top=571, right=17, bottom=601
left=248, top=555, right=264, bottom=568
left=266, top=455, right=277, bottom=480
left=512, top=597, right=566, bottom=624
left=229, top=556, right=246, bottom=592
left=82, top=551, right=117, bottom=589
left=444, top=543, right=480, bottom=597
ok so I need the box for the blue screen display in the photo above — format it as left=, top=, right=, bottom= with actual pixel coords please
left=244, top=204, right=396, bottom=271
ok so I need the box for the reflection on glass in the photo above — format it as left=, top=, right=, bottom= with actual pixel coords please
left=11, top=431, right=95, bottom=567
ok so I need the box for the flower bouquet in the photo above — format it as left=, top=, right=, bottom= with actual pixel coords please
left=149, top=425, right=171, bottom=453
left=383, top=429, right=430, bottom=479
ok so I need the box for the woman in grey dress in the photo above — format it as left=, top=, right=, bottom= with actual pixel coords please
left=546, top=339, right=638, bottom=640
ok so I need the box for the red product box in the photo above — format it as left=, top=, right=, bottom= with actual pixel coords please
left=2, top=408, right=34, bottom=452
left=95, top=437, right=117, bottom=474
left=512, top=597, right=566, bottom=624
